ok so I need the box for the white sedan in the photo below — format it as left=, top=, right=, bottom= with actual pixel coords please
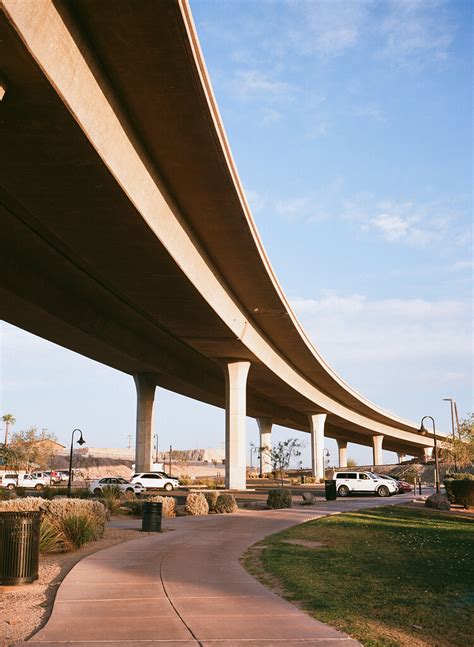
left=130, top=472, right=180, bottom=491
left=88, top=477, right=144, bottom=496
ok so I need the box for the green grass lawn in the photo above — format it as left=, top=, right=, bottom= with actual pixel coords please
left=244, top=506, right=473, bottom=647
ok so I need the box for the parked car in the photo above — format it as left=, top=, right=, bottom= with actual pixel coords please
left=130, top=472, right=180, bottom=491
left=88, top=477, right=144, bottom=496
left=333, top=471, right=398, bottom=497
left=377, top=474, right=412, bottom=494
left=0, top=473, right=47, bottom=490
left=31, top=470, right=61, bottom=485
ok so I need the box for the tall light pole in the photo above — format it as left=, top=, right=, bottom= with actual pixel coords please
left=419, top=416, right=439, bottom=494
left=443, top=398, right=457, bottom=470
left=68, top=428, right=86, bottom=497
left=154, top=434, right=159, bottom=465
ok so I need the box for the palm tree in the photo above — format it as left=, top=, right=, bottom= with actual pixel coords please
left=2, top=413, right=16, bottom=445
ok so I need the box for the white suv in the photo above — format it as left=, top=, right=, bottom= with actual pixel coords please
left=130, top=472, right=180, bottom=491
left=88, top=477, right=144, bottom=496
left=334, top=471, right=398, bottom=497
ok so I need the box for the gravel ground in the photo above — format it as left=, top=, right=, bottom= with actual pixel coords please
left=0, top=526, right=142, bottom=647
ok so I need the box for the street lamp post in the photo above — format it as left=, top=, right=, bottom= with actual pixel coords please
left=443, top=398, right=457, bottom=471
left=67, top=428, right=86, bottom=497
left=419, top=416, right=439, bottom=494
left=154, top=434, right=159, bottom=465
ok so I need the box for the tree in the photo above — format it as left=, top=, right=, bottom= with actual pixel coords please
left=2, top=413, right=16, bottom=445
left=8, top=426, right=60, bottom=471
left=347, top=457, right=357, bottom=467
left=259, top=438, right=303, bottom=486
left=439, top=413, right=473, bottom=468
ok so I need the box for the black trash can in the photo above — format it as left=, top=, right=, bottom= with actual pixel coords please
left=324, top=479, right=337, bottom=501
left=142, top=501, right=162, bottom=532
left=0, top=510, right=42, bottom=585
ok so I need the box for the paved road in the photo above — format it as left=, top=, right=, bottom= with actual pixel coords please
left=17, top=494, right=419, bottom=647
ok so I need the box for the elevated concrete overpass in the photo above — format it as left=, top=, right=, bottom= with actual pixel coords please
left=0, top=0, right=435, bottom=488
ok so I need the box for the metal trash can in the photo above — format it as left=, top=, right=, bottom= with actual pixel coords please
left=142, top=501, right=162, bottom=532
left=324, top=479, right=337, bottom=501
left=0, top=511, right=42, bottom=585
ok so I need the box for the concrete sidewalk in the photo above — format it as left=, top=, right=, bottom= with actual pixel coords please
left=16, top=495, right=415, bottom=646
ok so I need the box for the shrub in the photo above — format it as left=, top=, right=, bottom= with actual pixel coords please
left=184, top=492, right=209, bottom=516
left=62, top=514, right=96, bottom=549
left=99, top=485, right=122, bottom=514
left=444, top=473, right=474, bottom=503
left=39, top=517, right=66, bottom=553
left=267, top=488, right=292, bottom=509
left=0, top=497, right=107, bottom=551
left=146, top=495, right=176, bottom=518
left=204, top=490, right=219, bottom=512
left=46, top=498, right=106, bottom=541
left=179, top=474, right=193, bottom=485
left=450, top=479, right=474, bottom=509
left=215, top=493, right=238, bottom=514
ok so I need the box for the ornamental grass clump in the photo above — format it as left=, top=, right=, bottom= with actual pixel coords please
left=215, top=493, right=238, bottom=514
left=267, top=488, right=292, bottom=509
left=0, top=497, right=107, bottom=551
left=184, top=492, right=209, bottom=516
left=204, top=490, right=219, bottom=512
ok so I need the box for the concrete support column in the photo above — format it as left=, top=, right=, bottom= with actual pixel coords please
left=223, top=361, right=251, bottom=490
left=134, top=373, right=157, bottom=473
left=256, top=418, right=272, bottom=475
left=397, top=452, right=406, bottom=463
left=308, top=413, right=327, bottom=480
left=337, top=440, right=348, bottom=468
left=372, top=435, right=384, bottom=466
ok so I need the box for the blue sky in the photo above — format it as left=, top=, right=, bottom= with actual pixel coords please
left=1, top=0, right=472, bottom=467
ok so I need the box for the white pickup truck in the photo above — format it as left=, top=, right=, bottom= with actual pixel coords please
left=0, top=473, right=47, bottom=490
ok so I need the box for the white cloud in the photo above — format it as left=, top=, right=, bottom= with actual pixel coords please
left=450, top=260, right=473, bottom=272
left=290, top=292, right=472, bottom=364
left=307, top=119, right=332, bottom=139
left=287, top=0, right=372, bottom=58
left=352, top=102, right=386, bottom=123
left=342, top=195, right=463, bottom=247
left=276, top=196, right=328, bottom=223
left=378, top=0, right=455, bottom=68
left=231, top=70, right=290, bottom=101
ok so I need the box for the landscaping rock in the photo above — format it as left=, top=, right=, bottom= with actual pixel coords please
left=425, top=493, right=450, bottom=510
left=301, top=492, right=315, bottom=505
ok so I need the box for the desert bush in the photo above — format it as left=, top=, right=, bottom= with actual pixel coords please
left=146, top=495, right=176, bottom=517
left=179, top=474, right=193, bottom=485
left=0, top=496, right=45, bottom=512
left=267, top=488, right=292, bottom=509
left=62, top=514, right=96, bottom=549
left=46, top=498, right=107, bottom=540
left=215, top=493, right=238, bottom=514
left=184, top=492, right=209, bottom=516
left=0, top=497, right=107, bottom=551
left=449, top=479, right=474, bottom=508
left=99, top=485, right=122, bottom=514
left=204, top=490, right=219, bottom=512
left=39, top=516, right=66, bottom=553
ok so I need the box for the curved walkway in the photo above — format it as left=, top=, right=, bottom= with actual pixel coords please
left=17, top=496, right=415, bottom=647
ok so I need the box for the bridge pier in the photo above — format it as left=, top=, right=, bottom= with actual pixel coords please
left=372, top=435, right=384, bottom=466
left=223, top=360, right=250, bottom=490
left=423, top=447, right=433, bottom=461
left=337, top=439, right=348, bottom=467
left=309, top=413, right=326, bottom=480
left=256, top=418, right=272, bottom=475
left=134, top=373, right=157, bottom=473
